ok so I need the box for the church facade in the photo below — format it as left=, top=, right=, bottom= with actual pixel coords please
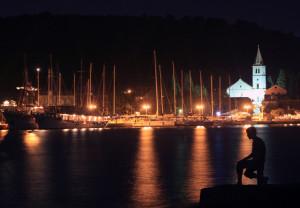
left=227, top=46, right=266, bottom=114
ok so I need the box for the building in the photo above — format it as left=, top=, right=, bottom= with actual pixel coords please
left=227, top=45, right=266, bottom=114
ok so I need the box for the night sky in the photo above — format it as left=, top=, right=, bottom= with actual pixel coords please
left=1, top=0, right=300, bottom=36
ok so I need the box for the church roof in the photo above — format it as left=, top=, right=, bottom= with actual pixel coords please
left=265, top=85, right=287, bottom=95
left=254, top=45, right=264, bottom=65
left=227, top=78, right=253, bottom=96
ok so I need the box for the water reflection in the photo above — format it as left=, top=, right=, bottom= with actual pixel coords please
left=0, top=130, right=8, bottom=140
left=23, top=131, right=41, bottom=152
left=132, top=127, right=164, bottom=207
left=187, top=127, right=212, bottom=201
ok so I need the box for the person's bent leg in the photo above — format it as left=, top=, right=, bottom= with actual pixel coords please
left=257, top=166, right=268, bottom=185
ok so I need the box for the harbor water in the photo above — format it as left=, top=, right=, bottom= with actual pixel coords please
left=0, top=126, right=300, bottom=207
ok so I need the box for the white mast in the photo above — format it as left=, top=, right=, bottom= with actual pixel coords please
left=102, top=64, right=106, bottom=114
left=58, top=72, right=61, bottom=106
left=73, top=73, right=76, bottom=107
left=89, top=63, right=92, bottom=106
left=159, top=65, right=164, bottom=115
left=210, top=75, right=214, bottom=116
left=200, top=70, right=203, bottom=106
left=228, top=75, right=231, bottom=112
left=113, top=64, right=116, bottom=115
left=153, top=50, right=159, bottom=116
left=189, top=70, right=193, bottom=113
left=218, top=76, right=222, bottom=113
left=172, top=61, right=176, bottom=115
left=181, top=70, right=184, bottom=114
left=47, top=68, right=51, bottom=106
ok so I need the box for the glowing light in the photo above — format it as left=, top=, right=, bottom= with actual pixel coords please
left=142, top=104, right=151, bottom=115
left=196, top=104, right=204, bottom=110
left=196, top=125, right=205, bottom=129
left=243, top=104, right=252, bottom=113
left=87, top=104, right=97, bottom=110
left=243, top=124, right=252, bottom=129
left=36, top=67, right=40, bottom=72
left=3, top=100, right=9, bottom=106
left=178, top=109, right=183, bottom=114
left=142, top=126, right=152, bottom=130
left=124, top=89, right=132, bottom=94
left=63, top=129, right=70, bottom=132
left=216, top=111, right=221, bottom=117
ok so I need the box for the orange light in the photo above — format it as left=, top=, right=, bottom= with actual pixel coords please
left=87, top=104, right=97, bottom=110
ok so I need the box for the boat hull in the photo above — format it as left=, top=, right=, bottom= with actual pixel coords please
left=35, top=114, right=107, bottom=129
left=3, top=111, right=39, bottom=130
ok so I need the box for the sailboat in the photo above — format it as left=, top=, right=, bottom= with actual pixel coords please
left=3, top=56, right=39, bottom=130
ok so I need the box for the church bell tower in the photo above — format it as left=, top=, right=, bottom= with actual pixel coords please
left=252, top=45, right=266, bottom=104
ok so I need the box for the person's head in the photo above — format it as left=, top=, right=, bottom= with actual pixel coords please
left=246, top=127, right=257, bottom=139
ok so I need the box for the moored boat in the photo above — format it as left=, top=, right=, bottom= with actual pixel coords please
left=3, top=110, right=38, bottom=130
left=34, top=112, right=107, bottom=129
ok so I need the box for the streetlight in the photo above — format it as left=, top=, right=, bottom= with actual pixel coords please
left=87, top=104, right=97, bottom=111
left=142, top=104, right=151, bottom=116
left=243, top=104, right=252, bottom=113
left=124, top=89, right=133, bottom=95
left=124, top=88, right=133, bottom=114
left=196, top=104, right=204, bottom=115
left=36, top=68, right=40, bottom=106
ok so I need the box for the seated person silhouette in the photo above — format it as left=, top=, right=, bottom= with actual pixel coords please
left=237, top=127, right=268, bottom=185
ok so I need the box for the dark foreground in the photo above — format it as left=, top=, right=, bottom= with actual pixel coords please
left=200, top=184, right=300, bottom=208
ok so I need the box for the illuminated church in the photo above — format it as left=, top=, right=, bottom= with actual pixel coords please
left=227, top=46, right=266, bottom=114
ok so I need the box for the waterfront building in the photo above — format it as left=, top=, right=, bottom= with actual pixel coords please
left=227, top=45, right=266, bottom=114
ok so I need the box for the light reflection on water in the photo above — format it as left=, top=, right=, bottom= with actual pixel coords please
left=132, top=127, right=165, bottom=207
left=0, top=127, right=300, bottom=207
left=187, top=126, right=212, bottom=201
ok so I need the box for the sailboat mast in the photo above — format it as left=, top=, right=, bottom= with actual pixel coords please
left=80, top=58, right=83, bottom=108
left=189, top=70, right=193, bottom=113
left=89, top=63, right=92, bottom=105
left=47, top=68, right=51, bottom=106
left=58, top=72, right=61, bottom=106
left=219, top=76, right=222, bottom=113
left=153, top=50, right=159, bottom=116
left=172, top=61, right=176, bottom=115
left=86, top=79, right=90, bottom=107
left=113, top=65, right=116, bottom=115
left=50, top=54, right=53, bottom=105
left=102, top=64, right=106, bottom=114
left=210, top=75, right=214, bottom=116
left=200, top=70, right=203, bottom=105
left=181, top=69, right=184, bottom=114
left=159, top=65, right=164, bottom=115
left=73, top=73, right=76, bottom=107
left=228, top=75, right=231, bottom=112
